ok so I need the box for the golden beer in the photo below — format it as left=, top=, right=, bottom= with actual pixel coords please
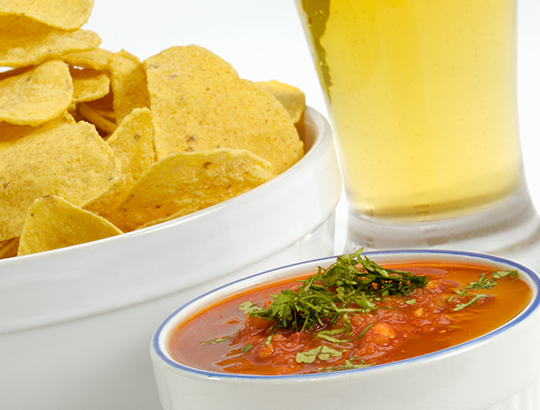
left=296, top=0, right=524, bottom=221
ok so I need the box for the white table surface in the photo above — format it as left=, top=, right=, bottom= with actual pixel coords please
left=85, top=0, right=540, bottom=255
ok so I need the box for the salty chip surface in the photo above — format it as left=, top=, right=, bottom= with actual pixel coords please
left=18, top=195, right=122, bottom=256
left=108, top=50, right=150, bottom=124
left=0, top=0, right=94, bottom=30
left=0, top=121, right=121, bottom=241
left=106, top=107, right=155, bottom=182
left=84, top=107, right=155, bottom=219
left=257, top=80, right=306, bottom=124
left=0, top=111, right=74, bottom=144
left=0, top=60, right=73, bottom=125
left=70, top=66, right=110, bottom=103
left=0, top=237, right=19, bottom=259
left=115, top=148, right=274, bottom=231
left=63, top=48, right=113, bottom=71
left=144, top=45, right=303, bottom=174
left=0, top=15, right=100, bottom=68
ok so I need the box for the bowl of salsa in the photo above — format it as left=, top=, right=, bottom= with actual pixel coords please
left=151, top=249, right=540, bottom=410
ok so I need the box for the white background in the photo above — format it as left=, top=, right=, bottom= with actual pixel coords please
left=85, top=0, right=540, bottom=253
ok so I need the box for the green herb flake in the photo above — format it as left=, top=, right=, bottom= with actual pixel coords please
left=200, top=335, right=233, bottom=345
left=453, top=294, right=489, bottom=311
left=296, top=345, right=343, bottom=364
left=241, top=343, right=253, bottom=353
left=317, top=333, right=349, bottom=344
left=357, top=323, right=375, bottom=339
left=463, top=273, right=497, bottom=291
left=492, top=270, right=519, bottom=280
left=318, top=358, right=372, bottom=372
left=449, top=269, right=518, bottom=311
left=238, top=301, right=261, bottom=315
left=318, top=327, right=348, bottom=336
left=316, top=327, right=350, bottom=343
left=405, top=299, right=416, bottom=305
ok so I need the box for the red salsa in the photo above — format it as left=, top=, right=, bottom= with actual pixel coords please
left=169, top=253, right=531, bottom=375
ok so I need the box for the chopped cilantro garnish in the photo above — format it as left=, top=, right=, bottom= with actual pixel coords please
left=463, top=273, right=497, bottom=291
left=243, top=248, right=429, bottom=331
left=453, top=294, right=489, bottom=311
left=448, top=269, right=518, bottom=311
left=492, top=270, right=519, bottom=280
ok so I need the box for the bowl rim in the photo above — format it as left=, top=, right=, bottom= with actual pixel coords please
left=151, top=248, right=540, bottom=381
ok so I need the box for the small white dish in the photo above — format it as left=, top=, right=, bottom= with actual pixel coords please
left=151, top=249, right=540, bottom=410
left=0, top=107, right=342, bottom=410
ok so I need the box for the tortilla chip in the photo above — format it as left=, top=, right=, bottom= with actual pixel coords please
left=0, top=121, right=37, bottom=143
left=113, top=148, right=274, bottom=231
left=0, top=15, right=101, bottom=68
left=108, top=49, right=150, bottom=124
left=0, top=120, right=121, bottom=241
left=256, top=80, right=306, bottom=124
left=77, top=102, right=117, bottom=135
left=64, top=48, right=113, bottom=71
left=107, top=107, right=155, bottom=179
left=70, top=66, right=110, bottom=103
left=0, top=0, right=94, bottom=30
left=0, top=112, right=75, bottom=143
left=18, top=195, right=122, bottom=256
left=0, top=65, right=31, bottom=82
left=83, top=90, right=114, bottom=117
left=64, top=48, right=113, bottom=70
left=0, top=237, right=19, bottom=259
left=144, top=45, right=303, bottom=174
left=0, top=60, right=73, bottom=126
left=84, top=107, right=155, bottom=218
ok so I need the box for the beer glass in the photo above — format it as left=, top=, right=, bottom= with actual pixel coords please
left=295, top=0, right=540, bottom=268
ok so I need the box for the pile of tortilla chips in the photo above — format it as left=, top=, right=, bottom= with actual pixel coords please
left=0, top=0, right=306, bottom=258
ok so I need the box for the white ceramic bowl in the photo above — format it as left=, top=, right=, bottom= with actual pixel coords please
left=0, top=107, right=342, bottom=410
left=151, top=250, right=540, bottom=410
